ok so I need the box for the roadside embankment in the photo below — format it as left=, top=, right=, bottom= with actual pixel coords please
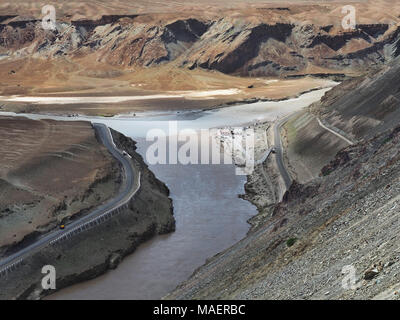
left=239, top=122, right=280, bottom=230
left=281, top=111, right=350, bottom=183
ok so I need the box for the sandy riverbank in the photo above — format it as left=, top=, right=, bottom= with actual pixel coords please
left=0, top=77, right=336, bottom=116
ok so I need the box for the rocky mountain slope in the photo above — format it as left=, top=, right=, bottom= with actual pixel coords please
left=1, top=1, right=400, bottom=80
left=279, top=55, right=400, bottom=184
left=166, top=56, right=400, bottom=300
left=310, top=57, right=400, bottom=142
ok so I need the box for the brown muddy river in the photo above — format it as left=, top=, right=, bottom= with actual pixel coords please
left=49, top=139, right=256, bottom=299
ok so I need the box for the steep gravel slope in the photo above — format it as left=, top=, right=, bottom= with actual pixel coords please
left=167, top=115, right=400, bottom=301
left=310, top=57, right=400, bottom=142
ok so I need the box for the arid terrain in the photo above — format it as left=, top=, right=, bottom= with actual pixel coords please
left=0, top=129, right=175, bottom=299
left=1, top=1, right=400, bottom=115
left=0, top=117, right=120, bottom=256
left=1, top=0, right=400, bottom=302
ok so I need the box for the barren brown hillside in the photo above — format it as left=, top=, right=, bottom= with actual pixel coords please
left=0, top=117, right=120, bottom=255
left=2, top=1, right=400, bottom=72
left=0, top=0, right=399, bottom=115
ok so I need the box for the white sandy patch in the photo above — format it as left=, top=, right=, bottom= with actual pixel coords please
left=0, top=95, right=183, bottom=104
left=170, top=89, right=242, bottom=98
left=0, top=89, right=242, bottom=104
left=264, top=80, right=279, bottom=84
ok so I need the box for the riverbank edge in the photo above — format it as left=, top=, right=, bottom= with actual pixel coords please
left=0, top=81, right=337, bottom=118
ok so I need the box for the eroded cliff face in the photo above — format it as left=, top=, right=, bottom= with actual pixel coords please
left=0, top=13, right=399, bottom=77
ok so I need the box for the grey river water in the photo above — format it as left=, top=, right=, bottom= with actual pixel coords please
left=1, top=88, right=332, bottom=299
left=50, top=141, right=255, bottom=299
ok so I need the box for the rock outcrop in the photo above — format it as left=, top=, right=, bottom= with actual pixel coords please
left=1, top=12, right=399, bottom=77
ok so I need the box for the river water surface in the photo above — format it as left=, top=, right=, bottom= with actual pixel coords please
left=2, top=88, right=332, bottom=299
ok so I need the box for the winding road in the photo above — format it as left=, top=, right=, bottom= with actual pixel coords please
left=0, top=123, right=140, bottom=277
left=271, top=114, right=353, bottom=192
left=317, top=117, right=354, bottom=145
